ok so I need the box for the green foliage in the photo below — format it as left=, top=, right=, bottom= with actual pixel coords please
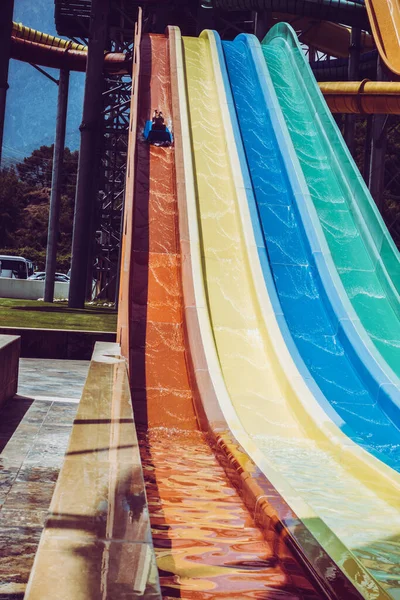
left=0, top=167, right=26, bottom=246
left=0, top=145, right=78, bottom=271
left=16, top=145, right=53, bottom=188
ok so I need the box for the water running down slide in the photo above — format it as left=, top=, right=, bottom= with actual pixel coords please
left=178, top=27, right=400, bottom=598
left=221, top=27, right=400, bottom=593
left=120, top=30, right=325, bottom=599
left=262, top=23, right=400, bottom=386
left=224, top=33, right=400, bottom=469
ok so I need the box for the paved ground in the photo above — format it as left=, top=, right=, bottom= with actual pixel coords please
left=17, top=358, right=90, bottom=402
left=0, top=359, right=89, bottom=598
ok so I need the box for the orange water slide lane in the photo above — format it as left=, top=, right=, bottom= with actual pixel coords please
left=365, top=0, right=400, bottom=76
left=128, top=32, right=322, bottom=599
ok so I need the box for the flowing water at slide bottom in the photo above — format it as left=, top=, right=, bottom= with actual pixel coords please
left=138, top=426, right=321, bottom=599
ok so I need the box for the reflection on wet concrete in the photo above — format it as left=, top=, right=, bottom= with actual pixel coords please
left=0, top=359, right=85, bottom=597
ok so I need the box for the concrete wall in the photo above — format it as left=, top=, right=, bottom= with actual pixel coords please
left=0, top=335, right=20, bottom=407
left=0, top=278, right=69, bottom=300
left=25, top=342, right=162, bottom=600
left=0, top=327, right=116, bottom=360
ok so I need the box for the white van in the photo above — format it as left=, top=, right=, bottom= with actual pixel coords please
left=0, top=256, right=34, bottom=280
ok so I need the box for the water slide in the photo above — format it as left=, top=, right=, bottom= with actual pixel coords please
left=9, top=16, right=400, bottom=115
left=364, top=0, right=400, bottom=76
left=172, top=26, right=400, bottom=599
left=223, top=32, right=400, bottom=470
left=261, top=24, right=400, bottom=381
left=116, top=27, right=339, bottom=599
left=9, top=22, right=129, bottom=73
left=115, top=16, right=400, bottom=597
left=220, top=28, right=400, bottom=594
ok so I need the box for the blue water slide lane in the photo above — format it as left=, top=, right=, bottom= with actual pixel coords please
left=214, top=31, right=400, bottom=472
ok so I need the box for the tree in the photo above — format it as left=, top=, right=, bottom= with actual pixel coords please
left=0, top=167, right=26, bottom=247
left=0, top=146, right=78, bottom=271
left=16, top=145, right=53, bottom=188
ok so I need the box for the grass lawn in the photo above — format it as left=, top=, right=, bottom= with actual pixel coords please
left=0, top=298, right=117, bottom=332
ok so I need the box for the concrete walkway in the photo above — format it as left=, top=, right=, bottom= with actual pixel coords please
left=0, top=359, right=89, bottom=598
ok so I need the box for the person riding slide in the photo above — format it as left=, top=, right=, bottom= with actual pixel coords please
left=152, top=109, right=166, bottom=132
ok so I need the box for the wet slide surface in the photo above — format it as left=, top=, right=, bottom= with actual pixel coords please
left=223, top=36, right=400, bottom=471
left=365, top=0, right=400, bottom=76
left=262, top=27, right=400, bottom=381
left=222, top=31, right=400, bottom=593
left=129, top=33, right=320, bottom=599
left=180, top=29, right=400, bottom=596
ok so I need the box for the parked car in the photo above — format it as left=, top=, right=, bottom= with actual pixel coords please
left=28, top=272, right=70, bottom=282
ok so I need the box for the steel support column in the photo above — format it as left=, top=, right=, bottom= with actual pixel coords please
left=0, top=0, right=15, bottom=166
left=69, top=0, right=110, bottom=308
left=253, top=10, right=271, bottom=41
left=344, top=28, right=361, bottom=155
left=196, top=0, right=215, bottom=35
left=368, top=115, right=388, bottom=213
left=367, top=58, right=387, bottom=213
left=44, top=69, right=70, bottom=302
left=363, top=114, right=373, bottom=183
left=94, top=74, right=131, bottom=301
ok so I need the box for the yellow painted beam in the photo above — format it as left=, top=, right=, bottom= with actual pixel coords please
left=320, top=80, right=400, bottom=113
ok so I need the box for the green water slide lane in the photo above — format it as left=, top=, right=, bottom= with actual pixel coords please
left=262, top=23, right=400, bottom=378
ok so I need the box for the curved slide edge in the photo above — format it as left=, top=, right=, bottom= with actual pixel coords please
left=225, top=33, right=400, bottom=469
left=365, top=0, right=400, bottom=76
left=213, top=20, right=400, bottom=505
left=264, top=23, right=400, bottom=400
left=9, top=20, right=128, bottom=73
left=215, top=28, right=400, bottom=597
left=170, top=24, right=392, bottom=600
left=12, top=21, right=87, bottom=51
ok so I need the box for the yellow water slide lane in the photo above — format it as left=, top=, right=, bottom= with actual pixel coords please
left=178, top=28, right=400, bottom=598
left=365, top=0, right=400, bottom=76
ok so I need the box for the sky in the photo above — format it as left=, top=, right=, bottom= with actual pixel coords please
left=3, top=0, right=84, bottom=165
